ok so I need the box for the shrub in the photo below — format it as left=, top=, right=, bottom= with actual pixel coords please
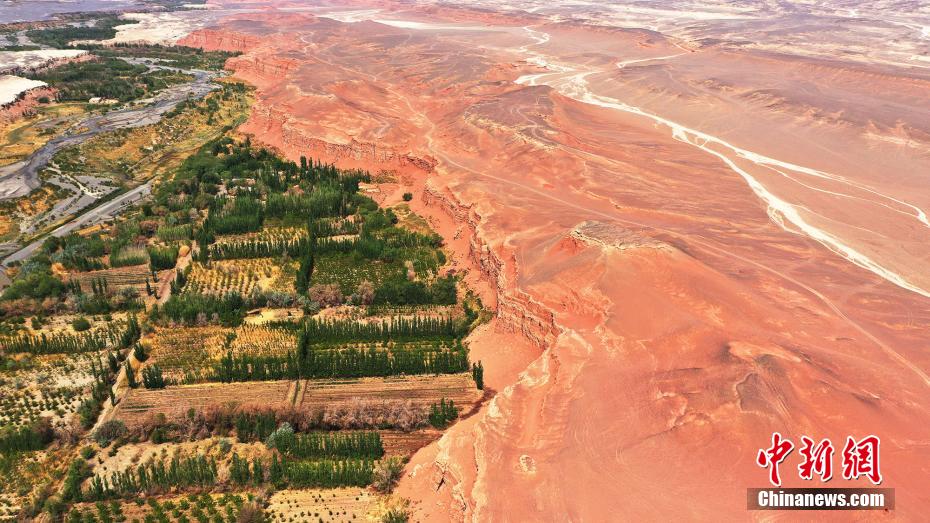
left=308, top=283, right=343, bottom=308
left=236, top=502, right=265, bottom=523
left=472, top=361, right=484, bottom=390
left=402, top=192, right=413, bottom=202
left=78, top=398, right=102, bottom=429
left=264, top=423, right=294, bottom=450
left=94, top=420, right=128, bottom=447
left=372, top=456, right=404, bottom=493
left=142, top=365, right=167, bottom=389
left=428, top=398, right=458, bottom=429
left=133, top=342, right=148, bottom=362
left=0, top=418, right=54, bottom=454
left=62, top=459, right=90, bottom=502
left=42, top=495, right=65, bottom=519
left=382, top=506, right=410, bottom=523
left=72, top=316, right=92, bottom=332
left=355, top=281, right=375, bottom=306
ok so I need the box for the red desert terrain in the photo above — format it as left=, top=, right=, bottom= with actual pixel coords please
left=177, top=1, right=930, bottom=519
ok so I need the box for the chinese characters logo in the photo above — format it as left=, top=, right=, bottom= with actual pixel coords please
left=756, top=433, right=882, bottom=486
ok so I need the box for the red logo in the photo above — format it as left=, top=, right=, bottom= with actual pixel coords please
left=798, top=436, right=834, bottom=481
left=757, top=434, right=882, bottom=486
left=841, top=435, right=882, bottom=485
left=756, top=432, right=794, bottom=487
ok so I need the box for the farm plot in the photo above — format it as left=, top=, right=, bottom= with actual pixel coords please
left=213, top=227, right=308, bottom=246
left=68, top=492, right=258, bottom=523
left=1, top=318, right=127, bottom=355
left=145, top=325, right=298, bottom=383
left=184, top=258, right=296, bottom=297
left=209, top=227, right=309, bottom=260
left=67, top=263, right=150, bottom=290
left=111, top=381, right=295, bottom=430
left=88, top=438, right=268, bottom=484
left=265, top=488, right=376, bottom=523
left=146, top=326, right=230, bottom=384
left=0, top=354, right=96, bottom=428
left=380, top=429, right=441, bottom=457
left=231, top=325, right=298, bottom=358
left=298, top=374, right=482, bottom=411
left=310, top=253, right=403, bottom=295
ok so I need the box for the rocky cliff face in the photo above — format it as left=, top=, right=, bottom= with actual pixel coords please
left=422, top=184, right=558, bottom=348
left=178, top=28, right=260, bottom=53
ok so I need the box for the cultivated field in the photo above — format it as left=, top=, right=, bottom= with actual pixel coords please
left=184, top=257, right=296, bottom=297
left=111, top=374, right=481, bottom=429
left=311, top=253, right=401, bottom=295
left=379, top=429, right=441, bottom=457
left=68, top=492, right=259, bottom=523
left=145, top=325, right=298, bottom=383
left=145, top=325, right=229, bottom=383
left=266, top=488, right=375, bottom=523
left=297, top=374, right=482, bottom=410
left=111, top=380, right=295, bottom=429
left=213, top=226, right=308, bottom=246
left=0, top=354, right=95, bottom=428
left=67, top=263, right=150, bottom=290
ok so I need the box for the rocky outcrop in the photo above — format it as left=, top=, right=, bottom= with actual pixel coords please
left=0, top=86, right=56, bottom=123
left=227, top=54, right=298, bottom=81
left=178, top=28, right=261, bottom=53
left=241, top=100, right=437, bottom=172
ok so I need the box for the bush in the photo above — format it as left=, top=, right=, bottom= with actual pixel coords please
left=62, top=459, right=90, bottom=502
left=93, top=420, right=128, bottom=447
left=428, top=398, right=458, bottom=429
left=264, top=423, right=294, bottom=450
left=42, top=495, right=65, bottom=519
left=72, top=316, right=92, bottom=332
left=307, top=284, right=343, bottom=308
left=78, top=398, right=102, bottom=429
left=142, top=364, right=167, bottom=389
left=472, top=361, right=484, bottom=390
left=372, top=456, right=404, bottom=493
left=236, top=502, right=265, bottom=523
left=0, top=417, right=54, bottom=454
left=402, top=192, right=413, bottom=202
left=382, top=506, right=410, bottom=523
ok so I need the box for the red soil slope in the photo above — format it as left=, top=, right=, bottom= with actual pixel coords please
left=181, top=4, right=930, bottom=520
